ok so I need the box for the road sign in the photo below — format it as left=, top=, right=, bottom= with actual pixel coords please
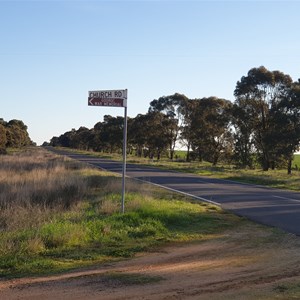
left=88, top=89, right=127, bottom=107
left=87, top=88, right=128, bottom=213
left=89, top=89, right=127, bottom=99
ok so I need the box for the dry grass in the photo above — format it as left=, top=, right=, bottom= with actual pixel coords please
left=0, top=147, right=88, bottom=231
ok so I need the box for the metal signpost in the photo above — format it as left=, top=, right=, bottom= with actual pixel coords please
left=88, top=89, right=128, bottom=213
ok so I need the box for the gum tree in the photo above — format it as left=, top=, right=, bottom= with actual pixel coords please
left=148, top=93, right=189, bottom=160
left=234, top=66, right=293, bottom=171
left=189, top=97, right=233, bottom=165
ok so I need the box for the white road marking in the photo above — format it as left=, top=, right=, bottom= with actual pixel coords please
left=273, top=195, right=300, bottom=203
left=134, top=178, right=221, bottom=206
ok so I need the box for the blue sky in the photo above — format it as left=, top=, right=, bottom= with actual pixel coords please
left=1, top=0, right=300, bottom=145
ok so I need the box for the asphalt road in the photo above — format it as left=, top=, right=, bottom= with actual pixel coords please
left=48, top=148, right=300, bottom=236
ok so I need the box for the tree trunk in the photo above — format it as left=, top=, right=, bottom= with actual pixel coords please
left=262, top=160, right=269, bottom=171
left=186, top=143, right=190, bottom=162
left=271, top=161, right=275, bottom=170
left=262, top=151, right=269, bottom=171
left=157, top=151, right=161, bottom=161
left=198, top=148, right=203, bottom=162
left=287, top=158, right=292, bottom=175
left=170, top=149, right=174, bottom=160
left=212, top=152, right=219, bottom=166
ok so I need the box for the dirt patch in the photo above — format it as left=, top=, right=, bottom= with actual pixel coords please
left=1, top=224, right=300, bottom=300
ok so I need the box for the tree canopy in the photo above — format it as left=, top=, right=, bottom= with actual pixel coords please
left=234, top=66, right=300, bottom=172
left=49, top=66, right=300, bottom=174
left=0, top=118, right=33, bottom=153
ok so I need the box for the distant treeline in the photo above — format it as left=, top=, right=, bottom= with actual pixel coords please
left=0, top=118, right=33, bottom=153
left=48, top=66, right=300, bottom=174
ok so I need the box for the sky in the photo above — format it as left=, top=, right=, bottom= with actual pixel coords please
left=1, top=0, right=300, bottom=145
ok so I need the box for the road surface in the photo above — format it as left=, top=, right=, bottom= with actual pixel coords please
left=48, top=148, right=300, bottom=236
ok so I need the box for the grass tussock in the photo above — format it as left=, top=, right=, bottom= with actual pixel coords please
left=0, top=150, right=86, bottom=209
left=0, top=148, right=87, bottom=232
left=0, top=147, right=242, bottom=278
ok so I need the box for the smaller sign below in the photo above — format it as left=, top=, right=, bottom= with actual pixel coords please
left=88, top=97, right=126, bottom=107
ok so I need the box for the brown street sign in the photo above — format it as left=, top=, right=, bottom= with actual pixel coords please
left=88, top=89, right=127, bottom=107
left=88, top=97, right=126, bottom=107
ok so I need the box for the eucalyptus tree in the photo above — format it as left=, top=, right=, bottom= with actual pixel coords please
left=189, top=97, right=233, bottom=165
left=0, top=119, right=7, bottom=152
left=98, top=115, right=124, bottom=153
left=177, top=99, right=197, bottom=161
left=143, top=111, right=173, bottom=160
left=234, top=66, right=293, bottom=171
left=70, top=127, right=94, bottom=150
left=52, top=129, right=76, bottom=148
left=128, top=113, right=149, bottom=157
left=0, top=124, right=7, bottom=153
left=6, top=119, right=32, bottom=148
left=148, top=93, right=189, bottom=160
left=231, top=103, right=255, bottom=168
left=270, top=80, right=300, bottom=174
left=0, top=118, right=7, bottom=126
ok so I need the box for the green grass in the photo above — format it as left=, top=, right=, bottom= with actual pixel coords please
left=0, top=156, right=241, bottom=278
left=0, top=191, right=237, bottom=278
left=273, top=282, right=300, bottom=299
left=292, top=154, right=300, bottom=169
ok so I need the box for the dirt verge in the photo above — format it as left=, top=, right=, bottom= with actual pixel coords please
left=1, top=223, right=300, bottom=300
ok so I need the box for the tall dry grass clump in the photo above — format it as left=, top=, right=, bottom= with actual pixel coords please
left=0, top=147, right=88, bottom=231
